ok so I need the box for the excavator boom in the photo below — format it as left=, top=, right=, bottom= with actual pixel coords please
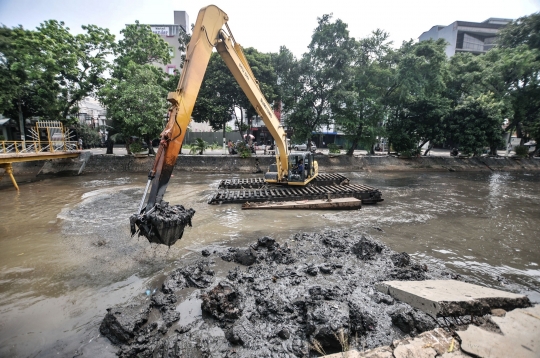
left=131, top=5, right=307, bottom=246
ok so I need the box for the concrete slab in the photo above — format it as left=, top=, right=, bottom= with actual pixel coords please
left=458, top=305, right=540, bottom=358
left=376, top=280, right=530, bottom=317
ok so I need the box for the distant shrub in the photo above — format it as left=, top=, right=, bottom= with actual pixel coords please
left=327, top=143, right=341, bottom=154
left=130, top=142, right=143, bottom=153
left=515, top=145, right=529, bottom=157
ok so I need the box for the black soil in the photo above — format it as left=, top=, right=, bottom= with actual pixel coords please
left=130, top=201, right=195, bottom=247
left=100, top=230, right=453, bottom=357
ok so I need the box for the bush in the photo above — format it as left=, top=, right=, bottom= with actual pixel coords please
left=189, top=138, right=209, bottom=155
left=515, top=145, right=529, bottom=157
left=400, top=148, right=421, bottom=157
left=73, top=123, right=101, bottom=148
left=0, top=135, right=5, bottom=141
left=327, top=143, right=341, bottom=154
left=130, top=142, right=144, bottom=153
left=235, top=141, right=252, bottom=158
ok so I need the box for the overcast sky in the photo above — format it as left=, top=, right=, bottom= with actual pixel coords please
left=1, top=0, right=539, bottom=57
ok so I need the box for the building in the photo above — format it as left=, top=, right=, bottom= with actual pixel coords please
left=419, top=18, right=512, bottom=57
left=144, top=11, right=190, bottom=74
left=77, top=97, right=109, bottom=139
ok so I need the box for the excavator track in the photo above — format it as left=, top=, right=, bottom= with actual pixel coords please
left=208, top=182, right=383, bottom=205
left=217, top=173, right=350, bottom=189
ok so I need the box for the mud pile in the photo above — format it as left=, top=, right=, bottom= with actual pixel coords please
left=100, top=230, right=453, bottom=357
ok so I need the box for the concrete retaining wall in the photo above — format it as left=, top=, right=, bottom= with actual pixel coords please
left=10, top=154, right=540, bottom=176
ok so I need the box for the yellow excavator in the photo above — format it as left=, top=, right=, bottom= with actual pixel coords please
left=130, top=5, right=318, bottom=246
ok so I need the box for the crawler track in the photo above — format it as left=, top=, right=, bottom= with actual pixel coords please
left=217, top=173, right=350, bottom=189
left=208, top=182, right=383, bottom=205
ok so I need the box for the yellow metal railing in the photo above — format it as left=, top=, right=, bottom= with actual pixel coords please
left=0, top=140, right=79, bottom=154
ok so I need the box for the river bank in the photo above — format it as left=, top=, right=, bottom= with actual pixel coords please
left=9, top=152, right=540, bottom=177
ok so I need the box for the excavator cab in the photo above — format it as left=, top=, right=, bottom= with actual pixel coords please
left=288, top=152, right=317, bottom=184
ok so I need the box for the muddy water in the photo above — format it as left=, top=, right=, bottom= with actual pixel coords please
left=0, top=170, right=539, bottom=357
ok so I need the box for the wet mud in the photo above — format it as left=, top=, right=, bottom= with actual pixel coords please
left=100, top=230, right=452, bottom=357
left=130, top=201, right=196, bottom=247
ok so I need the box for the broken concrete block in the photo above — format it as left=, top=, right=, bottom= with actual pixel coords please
left=393, top=328, right=460, bottom=358
left=376, top=280, right=530, bottom=317
left=321, top=345, right=394, bottom=357
left=458, top=305, right=540, bottom=358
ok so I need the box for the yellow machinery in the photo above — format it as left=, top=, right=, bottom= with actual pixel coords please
left=0, top=121, right=79, bottom=190
left=132, top=5, right=319, bottom=245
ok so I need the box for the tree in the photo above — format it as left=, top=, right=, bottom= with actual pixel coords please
left=387, top=96, right=451, bottom=155
left=101, top=62, right=167, bottom=154
left=0, top=25, right=53, bottom=140
left=385, top=39, right=449, bottom=155
left=100, top=21, right=171, bottom=154
left=192, top=48, right=279, bottom=138
left=0, top=22, right=114, bottom=131
left=498, top=12, right=540, bottom=51
left=113, top=20, right=170, bottom=74
left=447, top=93, right=505, bottom=156
left=333, top=30, right=393, bottom=155
left=281, top=14, right=356, bottom=143
left=191, top=52, right=241, bottom=133
left=40, top=21, right=115, bottom=123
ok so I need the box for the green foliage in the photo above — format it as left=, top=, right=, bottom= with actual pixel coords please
left=386, top=39, right=449, bottom=155
left=225, top=125, right=233, bottom=132
left=279, top=15, right=356, bottom=143
left=514, top=145, right=529, bottom=157
left=72, top=122, right=101, bottom=147
left=498, top=12, right=540, bottom=51
left=333, top=29, right=392, bottom=155
left=0, top=22, right=114, bottom=124
left=130, top=141, right=144, bottom=154
left=114, top=21, right=170, bottom=72
left=235, top=141, right=252, bottom=158
left=327, top=143, right=341, bottom=154
left=100, top=62, right=167, bottom=140
left=189, top=138, right=209, bottom=155
left=447, top=94, right=505, bottom=156
left=192, top=47, right=279, bottom=135
left=176, top=24, right=192, bottom=69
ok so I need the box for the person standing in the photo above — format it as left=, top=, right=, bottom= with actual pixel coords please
left=78, top=138, right=83, bottom=150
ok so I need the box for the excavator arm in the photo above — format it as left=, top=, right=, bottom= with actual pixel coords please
left=131, top=5, right=290, bottom=246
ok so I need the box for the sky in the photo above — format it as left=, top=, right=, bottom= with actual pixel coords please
left=1, top=0, right=539, bottom=57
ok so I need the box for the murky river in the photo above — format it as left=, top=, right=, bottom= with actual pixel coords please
left=0, top=170, right=539, bottom=357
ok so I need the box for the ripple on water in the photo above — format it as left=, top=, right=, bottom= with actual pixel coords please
left=82, top=177, right=133, bottom=188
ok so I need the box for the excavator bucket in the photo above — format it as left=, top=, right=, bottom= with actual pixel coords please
left=130, top=201, right=195, bottom=247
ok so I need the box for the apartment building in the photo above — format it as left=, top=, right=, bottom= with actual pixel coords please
left=419, top=18, right=512, bottom=57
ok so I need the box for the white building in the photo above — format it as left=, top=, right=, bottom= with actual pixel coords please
left=144, top=11, right=190, bottom=74
left=419, top=18, right=512, bottom=57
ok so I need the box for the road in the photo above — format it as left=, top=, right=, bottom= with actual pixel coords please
left=88, top=146, right=515, bottom=157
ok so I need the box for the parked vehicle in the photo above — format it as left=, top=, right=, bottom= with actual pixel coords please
left=293, top=142, right=317, bottom=152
